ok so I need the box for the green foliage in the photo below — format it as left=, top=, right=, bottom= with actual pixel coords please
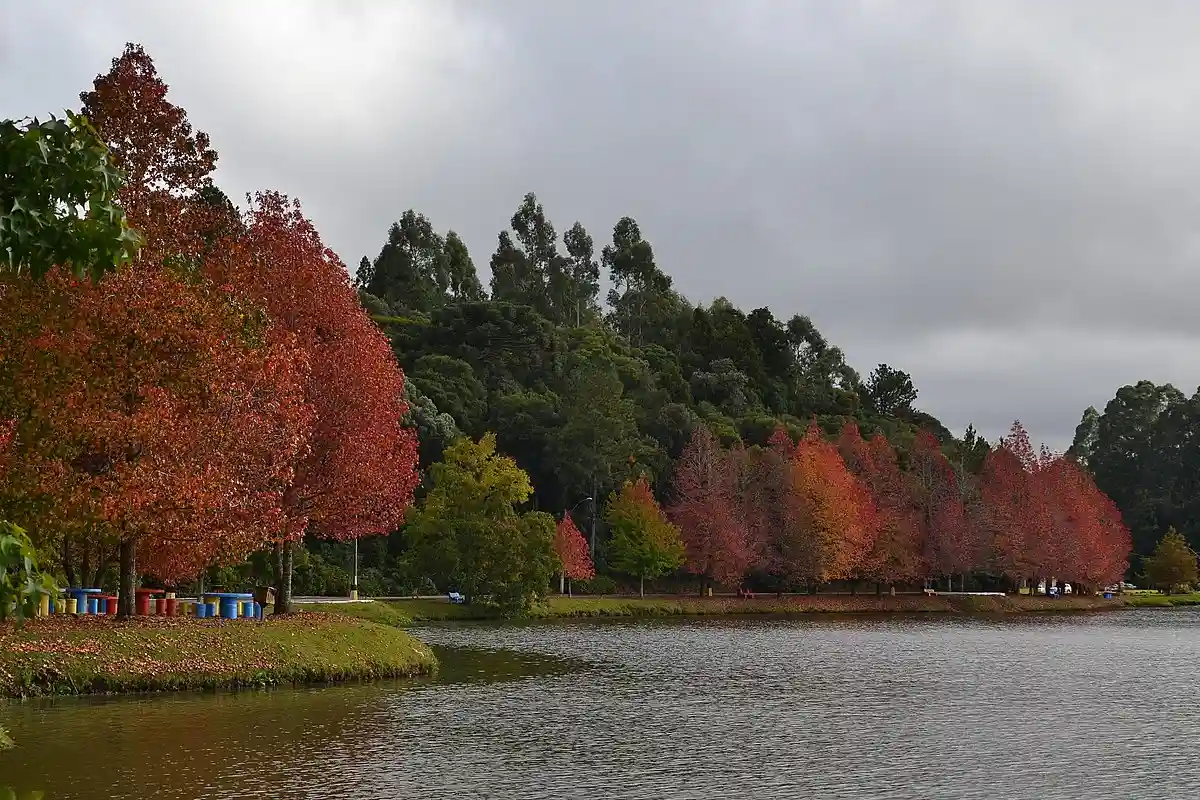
left=1142, top=527, right=1198, bottom=592
left=604, top=479, right=685, bottom=594
left=405, top=435, right=557, bottom=612
left=410, top=354, right=488, bottom=435
left=0, top=112, right=142, bottom=280
left=573, top=574, right=618, bottom=595
left=0, top=521, right=55, bottom=623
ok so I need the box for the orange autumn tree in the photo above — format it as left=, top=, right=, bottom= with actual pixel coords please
left=980, top=421, right=1045, bottom=591
left=837, top=423, right=923, bottom=592
left=81, top=43, right=419, bottom=611
left=554, top=516, right=595, bottom=594
left=786, top=423, right=875, bottom=585
left=0, top=43, right=316, bottom=614
left=0, top=240, right=312, bottom=614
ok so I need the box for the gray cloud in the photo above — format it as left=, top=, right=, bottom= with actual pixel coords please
left=4, top=0, right=1199, bottom=449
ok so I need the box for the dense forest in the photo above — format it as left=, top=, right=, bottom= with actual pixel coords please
left=1, top=42, right=1179, bottom=611
left=336, top=193, right=1132, bottom=599
left=1069, top=382, right=1200, bottom=566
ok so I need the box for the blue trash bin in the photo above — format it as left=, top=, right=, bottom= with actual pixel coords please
left=1103, top=591, right=1113, bottom=599
left=86, top=597, right=98, bottom=615
left=253, top=602, right=263, bottom=619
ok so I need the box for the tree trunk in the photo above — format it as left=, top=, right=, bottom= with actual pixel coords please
left=639, top=575, right=644, bottom=598
left=559, top=573, right=565, bottom=594
left=90, top=551, right=110, bottom=589
left=875, top=582, right=883, bottom=597
left=117, top=539, right=136, bottom=619
left=80, top=540, right=92, bottom=590
left=567, top=578, right=573, bottom=598
left=62, top=535, right=77, bottom=588
left=276, top=541, right=294, bottom=615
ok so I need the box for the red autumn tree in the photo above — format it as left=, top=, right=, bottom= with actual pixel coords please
left=908, top=431, right=979, bottom=589
left=212, top=192, right=420, bottom=612
left=746, top=428, right=804, bottom=589
left=669, top=425, right=752, bottom=590
left=785, top=423, right=875, bottom=584
left=554, top=515, right=595, bottom=593
left=80, top=43, right=419, bottom=611
left=79, top=43, right=219, bottom=268
left=838, top=423, right=923, bottom=591
left=0, top=42, right=315, bottom=615
left=0, top=262, right=312, bottom=611
left=980, top=421, right=1054, bottom=591
left=1036, top=453, right=1130, bottom=591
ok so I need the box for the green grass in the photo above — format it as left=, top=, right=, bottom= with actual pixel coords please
left=293, top=600, right=417, bottom=626
left=302, top=593, right=1123, bottom=627
left=0, top=612, right=437, bottom=698
left=1121, top=592, right=1200, bottom=607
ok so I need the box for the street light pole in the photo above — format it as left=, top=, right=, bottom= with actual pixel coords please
left=564, top=496, right=594, bottom=595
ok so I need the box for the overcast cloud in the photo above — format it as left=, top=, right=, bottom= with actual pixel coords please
left=4, top=0, right=1198, bottom=449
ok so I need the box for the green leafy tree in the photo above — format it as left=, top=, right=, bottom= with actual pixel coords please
left=551, top=330, right=659, bottom=508
left=1066, top=406, right=1100, bottom=467
left=405, top=435, right=556, bottom=612
left=0, top=112, right=142, bottom=279
left=866, top=363, right=918, bottom=416
left=0, top=520, right=56, bottom=623
left=603, top=216, right=675, bottom=347
left=410, top=354, right=488, bottom=435
left=364, top=211, right=483, bottom=311
left=1143, top=527, right=1198, bottom=593
left=605, top=477, right=684, bottom=596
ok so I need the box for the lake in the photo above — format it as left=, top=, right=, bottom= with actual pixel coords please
left=2, top=608, right=1198, bottom=798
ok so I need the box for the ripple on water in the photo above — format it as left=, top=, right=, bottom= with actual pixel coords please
left=2, top=609, right=1198, bottom=799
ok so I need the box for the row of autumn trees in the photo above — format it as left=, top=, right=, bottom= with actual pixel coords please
left=536, top=415, right=1130, bottom=601
left=0, top=45, right=419, bottom=615
left=665, top=421, right=1129, bottom=595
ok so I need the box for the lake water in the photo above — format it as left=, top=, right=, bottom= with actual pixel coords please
left=2, top=609, right=1198, bottom=799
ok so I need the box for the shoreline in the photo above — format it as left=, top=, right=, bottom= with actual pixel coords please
left=0, top=612, right=437, bottom=700
left=301, top=593, right=1134, bottom=625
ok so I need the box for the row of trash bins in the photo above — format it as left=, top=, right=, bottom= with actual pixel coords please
left=40, top=589, right=264, bottom=620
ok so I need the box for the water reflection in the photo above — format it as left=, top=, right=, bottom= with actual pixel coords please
left=2, top=609, right=1198, bottom=799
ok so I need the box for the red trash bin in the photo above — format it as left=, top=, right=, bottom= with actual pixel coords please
left=134, top=588, right=162, bottom=616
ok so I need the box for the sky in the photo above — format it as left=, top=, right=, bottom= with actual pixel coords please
left=4, top=0, right=1198, bottom=450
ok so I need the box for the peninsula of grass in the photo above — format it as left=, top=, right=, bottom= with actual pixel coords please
left=300, top=592, right=1123, bottom=626
left=0, top=612, right=437, bottom=699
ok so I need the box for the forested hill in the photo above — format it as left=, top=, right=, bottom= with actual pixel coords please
left=356, top=192, right=992, bottom=514
left=1070, top=382, right=1200, bottom=562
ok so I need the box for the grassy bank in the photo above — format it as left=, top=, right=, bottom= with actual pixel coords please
left=302, top=593, right=1122, bottom=625
left=0, top=612, right=437, bottom=699
left=1121, top=592, right=1200, bottom=607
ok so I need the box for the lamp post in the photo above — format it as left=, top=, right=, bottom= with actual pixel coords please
left=564, top=496, right=593, bottom=594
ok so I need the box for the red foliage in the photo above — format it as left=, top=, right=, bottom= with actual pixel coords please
left=907, top=431, right=979, bottom=581
left=0, top=266, right=312, bottom=580
left=210, top=192, right=420, bottom=543
left=980, top=421, right=1129, bottom=589
left=669, top=425, right=752, bottom=586
left=554, top=516, right=595, bottom=581
left=1035, top=453, right=1130, bottom=589
left=838, top=423, right=923, bottom=586
left=79, top=43, right=219, bottom=267
left=788, top=423, right=875, bottom=582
